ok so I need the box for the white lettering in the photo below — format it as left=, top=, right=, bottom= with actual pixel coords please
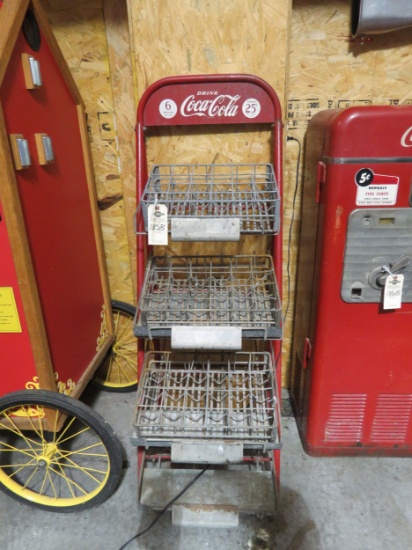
left=180, top=94, right=241, bottom=118
left=196, top=91, right=218, bottom=96
left=401, top=126, right=412, bottom=147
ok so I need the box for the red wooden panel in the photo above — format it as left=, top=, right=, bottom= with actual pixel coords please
left=0, top=27, right=106, bottom=388
left=0, top=200, right=38, bottom=394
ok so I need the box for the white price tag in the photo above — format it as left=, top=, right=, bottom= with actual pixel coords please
left=148, top=203, right=168, bottom=245
left=383, top=273, right=404, bottom=310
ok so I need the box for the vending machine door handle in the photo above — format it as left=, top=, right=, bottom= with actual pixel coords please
left=316, top=162, right=326, bottom=203
left=375, top=254, right=412, bottom=287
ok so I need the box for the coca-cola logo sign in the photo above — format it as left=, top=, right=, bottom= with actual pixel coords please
left=158, top=92, right=261, bottom=120
left=181, top=94, right=240, bottom=118
left=401, top=126, right=412, bottom=147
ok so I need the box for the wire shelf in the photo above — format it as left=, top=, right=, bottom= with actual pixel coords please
left=134, top=255, right=282, bottom=339
left=131, top=352, right=280, bottom=448
left=136, top=163, right=280, bottom=236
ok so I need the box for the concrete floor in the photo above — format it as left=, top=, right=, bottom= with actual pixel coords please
left=1, top=385, right=411, bottom=550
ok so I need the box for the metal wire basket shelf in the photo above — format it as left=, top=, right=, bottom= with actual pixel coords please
left=136, top=163, right=280, bottom=239
left=134, top=255, right=282, bottom=340
left=131, top=352, right=280, bottom=449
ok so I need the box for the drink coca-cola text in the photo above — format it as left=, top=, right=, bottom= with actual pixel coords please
left=180, top=94, right=241, bottom=118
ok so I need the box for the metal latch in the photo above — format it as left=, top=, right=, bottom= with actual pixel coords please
left=369, top=254, right=412, bottom=288
left=9, top=134, right=31, bottom=170
left=35, top=134, right=55, bottom=165
left=316, top=161, right=326, bottom=203
left=21, top=53, right=42, bottom=89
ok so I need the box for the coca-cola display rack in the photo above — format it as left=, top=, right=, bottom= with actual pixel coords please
left=132, top=74, right=283, bottom=525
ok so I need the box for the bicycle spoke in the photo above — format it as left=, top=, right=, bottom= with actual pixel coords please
left=53, top=457, right=108, bottom=480
left=6, top=457, right=38, bottom=478
left=113, top=354, right=135, bottom=383
left=55, top=461, right=76, bottom=498
left=48, top=465, right=92, bottom=496
left=0, top=441, right=39, bottom=459
left=55, top=424, right=90, bottom=446
left=0, top=415, right=42, bottom=448
left=0, top=393, right=121, bottom=509
left=22, top=464, right=42, bottom=490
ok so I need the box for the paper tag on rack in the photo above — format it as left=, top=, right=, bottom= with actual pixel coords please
left=383, top=274, right=404, bottom=309
left=148, top=203, right=168, bottom=245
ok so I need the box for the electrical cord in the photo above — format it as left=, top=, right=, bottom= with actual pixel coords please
left=117, top=465, right=211, bottom=550
left=283, top=135, right=301, bottom=325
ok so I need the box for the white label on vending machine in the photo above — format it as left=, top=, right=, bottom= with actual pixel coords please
left=355, top=168, right=399, bottom=206
left=383, top=273, right=404, bottom=310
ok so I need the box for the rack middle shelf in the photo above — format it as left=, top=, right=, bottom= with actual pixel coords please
left=134, top=254, right=282, bottom=344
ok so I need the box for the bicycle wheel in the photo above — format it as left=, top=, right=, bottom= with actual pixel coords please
left=95, top=300, right=138, bottom=392
left=0, top=390, right=123, bottom=512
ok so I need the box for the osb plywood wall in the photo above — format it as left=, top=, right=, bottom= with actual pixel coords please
left=127, top=0, right=292, bottom=263
left=128, top=0, right=292, bottom=383
left=41, top=0, right=412, bottom=385
left=42, top=0, right=136, bottom=304
left=285, top=0, right=412, bottom=383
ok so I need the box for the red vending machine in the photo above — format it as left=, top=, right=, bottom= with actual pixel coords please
left=291, top=105, right=412, bottom=456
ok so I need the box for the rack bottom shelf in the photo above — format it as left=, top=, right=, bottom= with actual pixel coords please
left=132, top=351, right=280, bottom=449
left=139, top=465, right=278, bottom=515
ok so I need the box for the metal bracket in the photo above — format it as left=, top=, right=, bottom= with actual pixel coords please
left=171, top=326, right=242, bottom=350
left=21, top=53, right=42, bottom=89
left=171, top=441, right=244, bottom=463
left=9, top=134, right=31, bottom=170
left=171, top=218, right=240, bottom=241
left=35, top=134, right=54, bottom=165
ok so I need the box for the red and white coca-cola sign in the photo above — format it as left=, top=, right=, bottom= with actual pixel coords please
left=143, top=81, right=275, bottom=126
left=159, top=92, right=261, bottom=120
left=181, top=93, right=241, bottom=118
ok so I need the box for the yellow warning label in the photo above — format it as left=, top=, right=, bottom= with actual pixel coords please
left=0, top=287, right=22, bottom=333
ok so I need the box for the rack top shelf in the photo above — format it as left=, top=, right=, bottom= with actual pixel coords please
left=137, top=163, right=280, bottom=237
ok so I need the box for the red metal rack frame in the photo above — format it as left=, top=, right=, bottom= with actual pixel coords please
left=135, top=73, right=283, bottom=494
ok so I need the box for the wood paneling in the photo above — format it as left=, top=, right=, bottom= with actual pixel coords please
left=42, top=0, right=134, bottom=303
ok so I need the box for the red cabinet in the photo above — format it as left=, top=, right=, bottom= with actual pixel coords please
left=291, top=106, right=412, bottom=455
left=0, top=0, right=114, bottom=398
